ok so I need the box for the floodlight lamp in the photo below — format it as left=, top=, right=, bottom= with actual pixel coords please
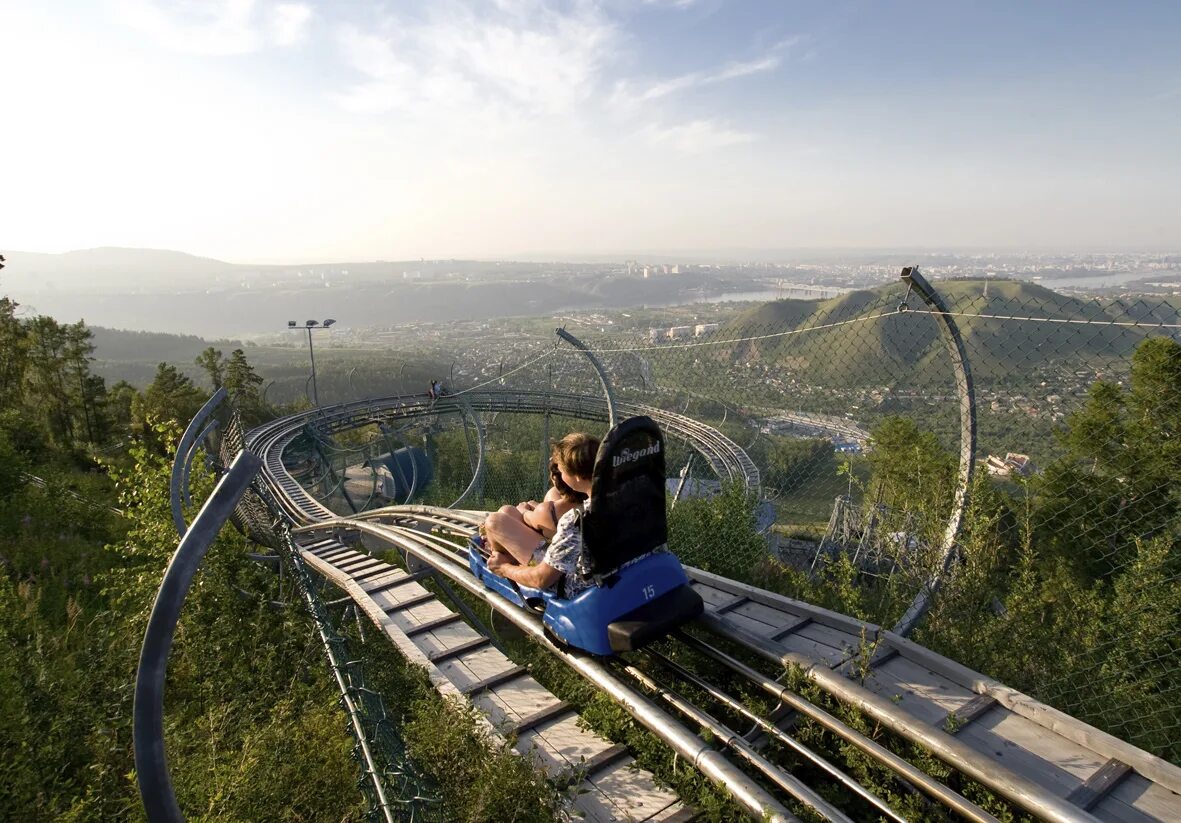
left=287, top=320, right=297, bottom=327
left=323, top=319, right=336, bottom=327
left=306, top=320, right=319, bottom=327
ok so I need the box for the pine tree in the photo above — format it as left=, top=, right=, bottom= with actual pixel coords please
left=0, top=295, right=28, bottom=410
left=223, top=349, right=265, bottom=423
left=1035, top=336, right=1181, bottom=578
left=133, top=363, right=207, bottom=442
left=195, top=346, right=225, bottom=390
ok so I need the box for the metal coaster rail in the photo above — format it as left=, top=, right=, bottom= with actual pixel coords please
left=246, top=389, right=762, bottom=497
left=240, top=390, right=1181, bottom=823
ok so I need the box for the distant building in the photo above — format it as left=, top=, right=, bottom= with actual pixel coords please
left=982, top=452, right=1036, bottom=478
left=667, top=326, right=692, bottom=339
left=648, top=328, right=665, bottom=342
left=1005, top=453, right=1035, bottom=475
left=694, top=323, right=720, bottom=336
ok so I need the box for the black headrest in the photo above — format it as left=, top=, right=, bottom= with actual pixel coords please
left=581, top=416, right=668, bottom=576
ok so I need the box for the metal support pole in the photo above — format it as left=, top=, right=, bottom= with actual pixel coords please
left=556, top=328, right=617, bottom=428
left=892, top=266, right=977, bottom=637
left=406, top=441, right=419, bottom=503
left=311, top=436, right=358, bottom=514
left=170, top=388, right=228, bottom=538
left=306, top=327, right=320, bottom=407
left=135, top=450, right=261, bottom=823
left=539, top=402, right=551, bottom=499
left=450, top=397, right=487, bottom=508
left=671, top=454, right=694, bottom=510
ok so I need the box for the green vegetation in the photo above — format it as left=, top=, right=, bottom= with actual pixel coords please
left=0, top=423, right=366, bottom=821
left=6, top=267, right=1180, bottom=823
left=1, top=283, right=568, bottom=821
left=729, top=339, right=1181, bottom=762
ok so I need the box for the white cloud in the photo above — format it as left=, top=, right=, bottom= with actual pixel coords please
left=640, top=119, right=756, bottom=154
left=611, top=52, right=784, bottom=111
left=334, top=3, right=617, bottom=119
left=271, top=3, right=312, bottom=46
left=116, top=0, right=312, bottom=55
left=641, top=0, right=700, bottom=8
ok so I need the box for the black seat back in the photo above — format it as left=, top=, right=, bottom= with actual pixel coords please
left=580, top=416, right=667, bottom=577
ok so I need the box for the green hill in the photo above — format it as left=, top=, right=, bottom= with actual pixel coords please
left=718, top=279, right=1181, bottom=386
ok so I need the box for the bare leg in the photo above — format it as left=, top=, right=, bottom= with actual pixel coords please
left=484, top=510, right=546, bottom=565
left=483, top=506, right=528, bottom=557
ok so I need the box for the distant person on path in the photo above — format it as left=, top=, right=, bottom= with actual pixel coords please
left=485, top=432, right=598, bottom=595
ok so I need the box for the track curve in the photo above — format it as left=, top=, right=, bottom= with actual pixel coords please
left=246, top=395, right=1181, bottom=823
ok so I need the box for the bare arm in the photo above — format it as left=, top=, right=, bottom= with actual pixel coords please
left=521, top=499, right=558, bottom=537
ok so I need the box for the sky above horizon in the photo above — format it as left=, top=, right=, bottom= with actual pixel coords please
left=2, top=1, right=1179, bottom=264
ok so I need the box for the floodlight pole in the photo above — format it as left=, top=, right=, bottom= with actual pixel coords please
left=306, top=326, right=319, bottom=407
left=287, top=319, right=336, bottom=407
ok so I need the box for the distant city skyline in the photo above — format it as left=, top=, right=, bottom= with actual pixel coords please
left=2, top=1, right=1179, bottom=265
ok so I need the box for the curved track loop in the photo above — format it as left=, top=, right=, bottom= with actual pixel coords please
left=250, top=397, right=1181, bottom=823
left=255, top=391, right=760, bottom=494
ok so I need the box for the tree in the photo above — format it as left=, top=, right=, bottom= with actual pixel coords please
left=1035, top=336, right=1181, bottom=578
left=223, top=349, right=266, bottom=423
left=63, top=321, right=101, bottom=444
left=764, top=436, right=836, bottom=495
left=133, top=363, right=207, bottom=443
left=865, top=417, right=956, bottom=528
left=195, top=346, right=225, bottom=390
left=24, top=317, right=77, bottom=447
left=0, top=295, right=28, bottom=410
left=106, top=380, right=138, bottom=435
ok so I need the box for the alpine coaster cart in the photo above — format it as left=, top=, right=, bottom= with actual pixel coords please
left=469, top=415, right=704, bottom=655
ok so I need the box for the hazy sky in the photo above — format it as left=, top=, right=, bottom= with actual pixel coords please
left=2, top=1, right=1179, bottom=263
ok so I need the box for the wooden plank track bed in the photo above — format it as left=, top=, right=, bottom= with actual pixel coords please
left=688, top=568, right=1181, bottom=823
left=297, top=534, right=691, bottom=823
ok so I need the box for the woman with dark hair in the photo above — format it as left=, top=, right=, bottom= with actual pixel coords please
left=482, top=432, right=598, bottom=594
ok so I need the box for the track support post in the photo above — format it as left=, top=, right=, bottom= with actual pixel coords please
left=892, top=266, right=977, bottom=636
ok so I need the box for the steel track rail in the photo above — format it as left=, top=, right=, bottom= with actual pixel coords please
left=310, top=514, right=1003, bottom=823
left=341, top=513, right=997, bottom=815
left=249, top=405, right=1181, bottom=823
left=279, top=391, right=759, bottom=492
left=295, top=517, right=799, bottom=823
left=336, top=506, right=1181, bottom=823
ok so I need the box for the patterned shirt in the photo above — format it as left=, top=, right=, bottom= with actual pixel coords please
left=541, top=502, right=590, bottom=597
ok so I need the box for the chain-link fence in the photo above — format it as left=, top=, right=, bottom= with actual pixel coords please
left=281, top=274, right=1180, bottom=764
left=216, top=410, right=446, bottom=822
